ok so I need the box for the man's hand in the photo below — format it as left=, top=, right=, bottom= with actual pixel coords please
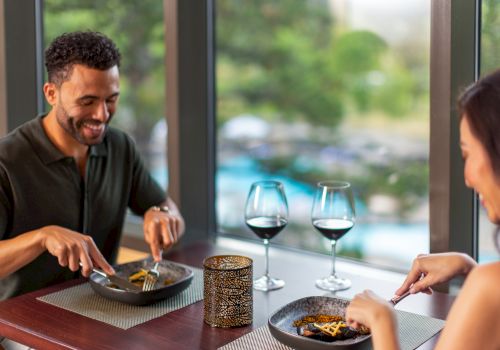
left=39, top=225, right=115, bottom=277
left=144, top=206, right=183, bottom=261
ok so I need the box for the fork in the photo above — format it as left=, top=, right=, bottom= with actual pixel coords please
left=142, top=250, right=162, bottom=292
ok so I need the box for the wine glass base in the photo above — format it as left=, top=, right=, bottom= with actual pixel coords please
left=315, top=275, right=351, bottom=292
left=253, top=275, right=285, bottom=291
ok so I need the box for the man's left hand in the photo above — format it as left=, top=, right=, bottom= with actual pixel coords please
left=144, top=206, right=182, bottom=261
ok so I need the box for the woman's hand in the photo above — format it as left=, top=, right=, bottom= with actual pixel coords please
left=395, top=252, right=477, bottom=296
left=346, top=290, right=399, bottom=350
left=346, top=290, right=395, bottom=330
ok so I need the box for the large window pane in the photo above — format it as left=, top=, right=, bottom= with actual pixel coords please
left=215, top=0, right=431, bottom=270
left=43, top=0, right=168, bottom=189
left=479, top=0, right=500, bottom=263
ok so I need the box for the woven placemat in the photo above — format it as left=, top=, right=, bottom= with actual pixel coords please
left=218, top=309, right=445, bottom=350
left=37, top=267, right=203, bottom=330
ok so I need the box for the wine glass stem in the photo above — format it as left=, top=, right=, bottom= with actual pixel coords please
left=330, top=239, right=337, bottom=278
left=264, top=238, right=270, bottom=278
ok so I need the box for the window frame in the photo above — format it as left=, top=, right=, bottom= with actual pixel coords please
left=0, top=0, right=44, bottom=134
left=0, top=0, right=480, bottom=267
left=429, top=0, right=479, bottom=260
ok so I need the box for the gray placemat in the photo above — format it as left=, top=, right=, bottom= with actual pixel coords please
left=37, top=267, right=203, bottom=330
left=218, top=309, right=445, bottom=350
left=397, top=309, right=445, bottom=350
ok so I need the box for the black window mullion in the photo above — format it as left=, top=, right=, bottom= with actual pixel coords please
left=164, top=0, right=215, bottom=244
left=430, top=0, right=478, bottom=288
left=2, top=0, right=44, bottom=131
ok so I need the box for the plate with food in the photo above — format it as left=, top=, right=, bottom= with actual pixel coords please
left=89, top=259, right=194, bottom=305
left=268, top=296, right=371, bottom=350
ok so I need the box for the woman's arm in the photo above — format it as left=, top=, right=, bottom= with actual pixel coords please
left=435, top=262, right=500, bottom=350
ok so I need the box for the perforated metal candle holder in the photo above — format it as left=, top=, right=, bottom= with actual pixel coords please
left=203, top=255, right=253, bottom=328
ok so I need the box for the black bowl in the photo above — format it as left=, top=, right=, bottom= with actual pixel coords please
left=89, top=259, right=194, bottom=306
left=268, top=296, right=371, bottom=350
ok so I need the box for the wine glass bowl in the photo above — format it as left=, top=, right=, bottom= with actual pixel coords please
left=245, top=181, right=288, bottom=291
left=246, top=217, right=287, bottom=240
left=312, top=181, right=355, bottom=291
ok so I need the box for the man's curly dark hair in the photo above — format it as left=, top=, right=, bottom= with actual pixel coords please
left=45, top=31, right=121, bottom=86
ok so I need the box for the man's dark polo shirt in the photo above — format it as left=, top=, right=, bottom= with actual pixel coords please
left=0, top=116, right=166, bottom=299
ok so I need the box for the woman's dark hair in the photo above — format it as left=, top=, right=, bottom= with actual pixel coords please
left=458, top=69, right=500, bottom=177
left=44, top=31, right=121, bottom=86
left=460, top=71, right=500, bottom=254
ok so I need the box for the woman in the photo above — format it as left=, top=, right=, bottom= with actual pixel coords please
left=346, top=70, right=500, bottom=350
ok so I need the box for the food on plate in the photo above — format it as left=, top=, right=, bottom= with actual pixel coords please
left=107, top=269, right=175, bottom=290
left=294, top=314, right=370, bottom=342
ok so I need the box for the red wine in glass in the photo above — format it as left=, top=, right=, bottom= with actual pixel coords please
left=312, top=218, right=354, bottom=241
left=246, top=217, right=287, bottom=240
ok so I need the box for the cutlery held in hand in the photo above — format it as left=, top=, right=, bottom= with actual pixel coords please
left=88, top=259, right=194, bottom=305
left=142, top=250, right=162, bottom=292
left=389, top=290, right=411, bottom=306
left=142, top=262, right=160, bottom=291
left=80, top=263, right=142, bottom=292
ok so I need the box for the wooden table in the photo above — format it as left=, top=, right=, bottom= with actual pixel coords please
left=0, top=240, right=455, bottom=349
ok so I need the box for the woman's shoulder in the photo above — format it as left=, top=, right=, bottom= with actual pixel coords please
left=463, top=262, right=500, bottom=304
left=468, top=261, right=500, bottom=282
left=438, top=261, right=500, bottom=349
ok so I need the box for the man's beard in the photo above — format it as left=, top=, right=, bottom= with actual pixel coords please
left=56, top=104, right=112, bottom=146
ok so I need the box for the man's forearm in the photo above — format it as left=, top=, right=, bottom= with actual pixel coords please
left=0, top=230, right=46, bottom=278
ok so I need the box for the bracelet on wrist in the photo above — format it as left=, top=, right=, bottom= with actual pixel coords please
left=151, top=205, right=170, bottom=213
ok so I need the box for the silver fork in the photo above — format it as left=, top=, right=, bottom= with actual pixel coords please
left=142, top=250, right=162, bottom=292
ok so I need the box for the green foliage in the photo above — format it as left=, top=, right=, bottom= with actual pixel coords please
left=330, top=31, right=387, bottom=74
left=216, top=0, right=425, bottom=127
left=45, top=0, right=426, bottom=133
left=257, top=152, right=428, bottom=218
left=347, top=161, right=429, bottom=218
left=373, top=66, right=415, bottom=117
left=217, top=0, right=346, bottom=127
left=482, top=1, right=500, bottom=74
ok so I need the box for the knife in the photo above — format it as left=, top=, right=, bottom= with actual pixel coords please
left=389, top=290, right=411, bottom=306
left=80, top=263, right=142, bottom=292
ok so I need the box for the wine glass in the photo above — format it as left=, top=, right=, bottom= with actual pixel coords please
left=245, top=180, right=288, bottom=291
left=312, top=181, right=355, bottom=291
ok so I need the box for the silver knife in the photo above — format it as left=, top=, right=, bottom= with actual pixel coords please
left=98, top=270, right=143, bottom=292
left=80, top=263, right=142, bottom=292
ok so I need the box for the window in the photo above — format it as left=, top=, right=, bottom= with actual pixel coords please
left=215, top=0, right=431, bottom=270
left=43, top=0, right=168, bottom=189
left=479, top=0, right=500, bottom=263
left=0, top=0, right=480, bottom=272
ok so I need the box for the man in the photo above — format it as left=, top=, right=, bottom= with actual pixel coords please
left=0, top=31, right=184, bottom=300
